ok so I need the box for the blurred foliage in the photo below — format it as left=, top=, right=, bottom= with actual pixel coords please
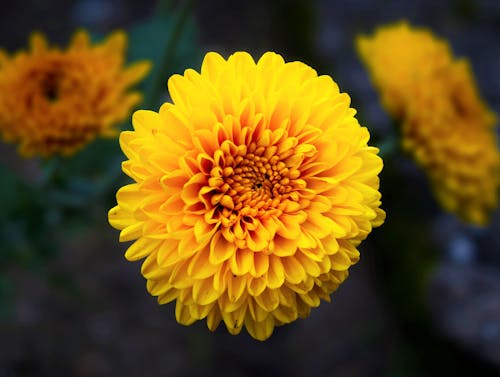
left=129, top=0, right=201, bottom=110
left=0, top=165, right=58, bottom=265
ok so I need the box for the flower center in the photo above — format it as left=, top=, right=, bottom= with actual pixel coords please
left=209, top=140, right=304, bottom=227
left=40, top=70, right=62, bottom=103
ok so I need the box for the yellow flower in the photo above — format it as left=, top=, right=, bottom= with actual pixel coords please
left=357, top=21, right=500, bottom=225
left=108, top=51, right=385, bottom=340
left=0, top=30, right=150, bottom=157
left=403, top=61, right=499, bottom=225
left=356, top=21, right=453, bottom=118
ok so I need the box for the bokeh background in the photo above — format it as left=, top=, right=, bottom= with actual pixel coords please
left=1, top=0, right=500, bottom=376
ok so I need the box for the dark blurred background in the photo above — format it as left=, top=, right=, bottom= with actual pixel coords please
left=1, top=1, right=500, bottom=376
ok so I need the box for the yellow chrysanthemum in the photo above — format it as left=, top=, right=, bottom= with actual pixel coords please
left=0, top=30, right=150, bottom=157
left=356, top=21, right=453, bottom=118
left=108, top=51, right=385, bottom=340
left=356, top=21, right=500, bottom=225
left=403, top=61, right=499, bottom=225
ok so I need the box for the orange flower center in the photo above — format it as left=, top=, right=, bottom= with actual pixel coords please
left=207, top=140, right=305, bottom=230
left=40, top=70, right=61, bottom=102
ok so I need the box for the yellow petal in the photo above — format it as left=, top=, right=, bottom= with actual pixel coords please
left=29, top=32, right=47, bottom=54
left=221, top=303, right=247, bottom=335
left=119, top=221, right=143, bottom=242
left=294, top=251, right=321, bottom=277
left=247, top=298, right=269, bottom=322
left=178, top=231, right=204, bottom=259
left=189, top=302, right=214, bottom=320
left=187, top=246, right=220, bottom=279
left=271, top=235, right=298, bottom=257
left=175, top=301, right=196, bottom=326
left=296, top=230, right=319, bottom=249
left=299, top=246, right=325, bottom=262
left=227, top=51, right=255, bottom=75
left=125, top=237, right=162, bottom=261
left=272, top=304, right=298, bottom=324
left=278, top=286, right=296, bottom=308
left=206, top=305, right=222, bottom=331
left=229, top=248, right=253, bottom=276
left=156, top=240, right=179, bottom=267
left=181, top=173, right=207, bottom=204
left=192, top=278, right=219, bottom=305
left=254, top=288, right=279, bottom=312
left=115, top=184, right=145, bottom=213
left=219, top=289, right=248, bottom=313
left=212, top=262, right=229, bottom=292
left=194, top=221, right=218, bottom=245
left=321, top=234, right=340, bottom=255
left=250, top=252, right=269, bottom=277
left=210, top=231, right=237, bottom=264
left=244, top=314, right=275, bottom=341
left=247, top=225, right=270, bottom=252
left=330, top=249, right=352, bottom=271
left=169, top=260, right=193, bottom=289
left=247, top=276, right=267, bottom=296
left=227, top=274, right=248, bottom=302
left=123, top=61, right=151, bottom=86
left=299, top=290, right=321, bottom=308
left=70, top=30, right=90, bottom=50
left=266, top=255, right=285, bottom=289
left=276, top=212, right=306, bottom=239
left=159, top=104, right=194, bottom=145
left=287, top=275, right=314, bottom=295
left=157, top=285, right=179, bottom=303
left=282, top=255, right=306, bottom=284
left=108, top=205, right=135, bottom=230
left=0, top=49, right=9, bottom=66
left=102, top=30, right=126, bottom=54
left=302, top=212, right=335, bottom=239
left=141, top=252, right=168, bottom=280
left=201, top=51, right=226, bottom=83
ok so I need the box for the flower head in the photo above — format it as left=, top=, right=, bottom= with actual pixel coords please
left=357, top=21, right=500, bottom=225
left=0, top=30, right=150, bottom=157
left=403, top=60, right=499, bottom=224
left=356, top=21, right=453, bottom=118
left=109, top=51, right=384, bottom=340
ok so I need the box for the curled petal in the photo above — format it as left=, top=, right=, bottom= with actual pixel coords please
left=229, top=249, right=253, bottom=276
left=210, top=231, right=237, bottom=264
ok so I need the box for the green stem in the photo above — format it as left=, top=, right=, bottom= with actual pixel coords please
left=144, top=0, right=196, bottom=109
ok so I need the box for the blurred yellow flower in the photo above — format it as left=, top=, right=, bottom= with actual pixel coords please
left=0, top=30, right=150, bottom=157
left=403, top=61, right=499, bottom=225
left=357, top=21, right=500, bottom=225
left=108, top=51, right=385, bottom=341
left=356, top=21, right=453, bottom=118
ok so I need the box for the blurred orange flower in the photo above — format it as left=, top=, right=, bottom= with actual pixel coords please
left=357, top=21, right=500, bottom=225
left=109, top=51, right=385, bottom=340
left=0, top=30, right=150, bottom=157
